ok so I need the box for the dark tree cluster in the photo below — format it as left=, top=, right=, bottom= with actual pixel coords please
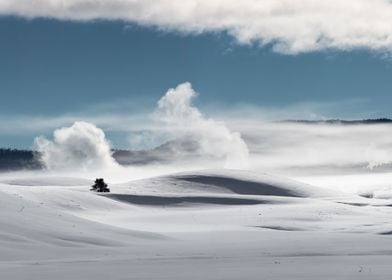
left=0, top=148, right=42, bottom=171
left=285, top=118, right=392, bottom=125
left=90, top=178, right=110, bottom=192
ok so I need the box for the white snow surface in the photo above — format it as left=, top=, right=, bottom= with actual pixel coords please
left=1, top=169, right=392, bottom=279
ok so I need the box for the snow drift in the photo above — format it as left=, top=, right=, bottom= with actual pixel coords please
left=2, top=169, right=392, bottom=279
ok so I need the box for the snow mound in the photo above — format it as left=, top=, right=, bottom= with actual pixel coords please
left=0, top=184, right=166, bottom=254
left=116, top=169, right=338, bottom=199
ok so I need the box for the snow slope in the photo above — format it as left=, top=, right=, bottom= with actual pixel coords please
left=1, top=169, right=392, bottom=279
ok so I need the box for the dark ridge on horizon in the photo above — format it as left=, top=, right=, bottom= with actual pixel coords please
left=281, top=118, right=392, bottom=125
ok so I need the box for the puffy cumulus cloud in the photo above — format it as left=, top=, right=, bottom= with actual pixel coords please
left=1, top=0, right=392, bottom=54
left=156, top=82, right=249, bottom=169
left=34, top=121, right=119, bottom=171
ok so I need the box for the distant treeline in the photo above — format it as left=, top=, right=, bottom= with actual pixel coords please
left=0, top=149, right=148, bottom=171
left=0, top=149, right=42, bottom=171
left=283, top=118, right=392, bottom=125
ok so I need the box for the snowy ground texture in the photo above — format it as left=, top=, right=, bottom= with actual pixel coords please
left=1, top=169, right=392, bottom=279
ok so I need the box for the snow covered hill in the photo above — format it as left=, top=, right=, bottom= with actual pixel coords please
left=1, top=169, right=392, bottom=279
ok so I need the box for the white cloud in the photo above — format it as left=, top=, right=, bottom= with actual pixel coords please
left=1, top=0, right=392, bottom=54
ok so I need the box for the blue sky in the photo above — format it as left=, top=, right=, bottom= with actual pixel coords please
left=2, top=16, right=392, bottom=115
left=1, top=4, right=392, bottom=148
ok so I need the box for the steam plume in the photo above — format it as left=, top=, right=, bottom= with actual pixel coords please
left=156, top=82, right=249, bottom=169
left=35, top=121, right=118, bottom=171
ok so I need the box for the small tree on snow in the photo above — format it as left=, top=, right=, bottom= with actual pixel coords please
left=90, top=178, right=110, bottom=192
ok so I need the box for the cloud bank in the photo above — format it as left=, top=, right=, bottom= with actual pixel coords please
left=235, top=122, right=392, bottom=173
left=1, top=0, right=392, bottom=54
left=35, top=121, right=118, bottom=171
left=155, top=82, right=249, bottom=169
